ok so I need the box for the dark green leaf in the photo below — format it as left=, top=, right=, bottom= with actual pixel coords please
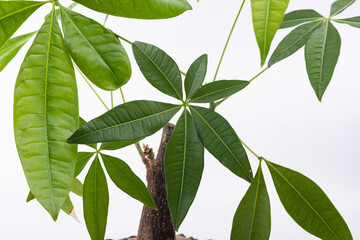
left=72, top=0, right=192, bottom=19
left=60, top=6, right=131, bottom=91
left=26, top=191, right=35, bottom=202
left=100, top=139, right=141, bottom=151
left=185, top=54, right=208, bottom=100
left=75, top=152, right=95, bottom=177
left=330, top=0, right=355, bottom=17
left=79, top=117, right=97, bottom=149
left=266, top=160, right=352, bottom=240
left=14, top=7, right=79, bottom=221
left=71, top=178, right=83, bottom=197
left=334, top=17, right=360, bottom=28
left=269, top=21, right=323, bottom=67
left=189, top=106, right=253, bottom=182
left=280, top=10, right=323, bottom=29
left=132, top=41, right=183, bottom=100
left=231, top=165, right=271, bottom=240
left=165, top=110, right=204, bottom=231
left=68, top=100, right=181, bottom=144
left=83, top=156, right=109, bottom=240
left=305, top=21, right=341, bottom=101
left=101, top=153, right=156, bottom=209
left=190, top=80, right=249, bottom=103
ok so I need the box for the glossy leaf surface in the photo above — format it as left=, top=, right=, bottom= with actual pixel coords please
left=185, top=54, right=207, bottom=99
left=280, top=10, right=323, bottom=29
left=165, top=110, right=204, bottom=230
left=0, top=31, right=36, bottom=72
left=99, top=139, right=140, bottom=151
left=72, top=0, right=192, bottom=19
left=190, top=80, right=249, bottom=103
left=330, top=0, right=355, bottom=17
left=266, top=160, right=352, bottom=240
left=190, top=106, right=253, bottom=182
left=251, top=0, right=290, bottom=66
left=231, top=166, right=271, bottom=240
left=75, top=152, right=95, bottom=177
left=269, top=21, right=323, bottom=67
left=335, top=17, right=360, bottom=28
left=60, top=7, right=131, bottom=91
left=101, top=154, right=156, bottom=209
left=83, top=157, right=109, bottom=240
left=68, top=100, right=181, bottom=144
left=132, top=41, right=183, bottom=100
left=305, top=21, right=341, bottom=101
left=14, top=8, right=79, bottom=220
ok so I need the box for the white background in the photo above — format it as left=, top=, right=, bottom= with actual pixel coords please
left=0, top=0, right=359, bottom=239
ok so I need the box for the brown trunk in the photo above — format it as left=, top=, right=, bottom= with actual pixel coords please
left=136, top=124, right=175, bottom=240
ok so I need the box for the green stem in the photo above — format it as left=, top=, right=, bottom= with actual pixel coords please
left=120, top=87, right=126, bottom=103
left=249, top=67, right=268, bottom=82
left=103, top=14, right=109, bottom=26
left=180, top=70, right=186, bottom=76
left=112, top=31, right=133, bottom=45
left=111, top=91, right=114, bottom=108
left=239, top=138, right=261, bottom=160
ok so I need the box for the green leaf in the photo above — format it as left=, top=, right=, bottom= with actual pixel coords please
left=185, top=54, right=208, bottom=100
left=334, top=17, right=360, bottom=28
left=14, top=7, right=79, bottom=221
left=190, top=80, right=249, bottom=103
left=165, top=110, right=204, bottom=231
left=269, top=20, right=323, bottom=67
left=305, top=21, right=341, bottom=101
left=231, top=165, right=271, bottom=240
left=60, top=6, right=131, bottom=91
left=72, top=0, right=192, bottom=19
left=0, top=1, right=46, bottom=48
left=75, top=152, right=95, bottom=177
left=61, top=196, right=74, bottom=215
left=83, top=156, right=109, bottom=240
left=330, top=0, right=356, bottom=17
left=26, top=191, right=35, bottom=203
left=68, top=100, right=181, bottom=144
left=280, top=10, right=323, bottom=29
left=265, top=160, right=352, bottom=240
left=250, top=0, right=290, bottom=66
left=79, top=117, right=97, bottom=149
left=101, top=153, right=156, bottom=209
left=0, top=31, right=36, bottom=72
left=189, top=106, right=253, bottom=182
left=132, top=41, right=183, bottom=100
left=99, top=139, right=141, bottom=151
left=71, top=178, right=83, bottom=197
left=45, top=3, right=77, bottom=20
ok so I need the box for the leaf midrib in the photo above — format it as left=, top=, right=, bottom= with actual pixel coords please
left=331, top=0, right=355, bottom=16
left=248, top=170, right=262, bottom=240
left=0, top=2, right=46, bottom=22
left=282, top=17, right=322, bottom=26
left=318, top=20, right=329, bottom=98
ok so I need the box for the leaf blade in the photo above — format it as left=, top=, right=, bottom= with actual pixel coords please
left=330, top=0, right=356, bottom=17
left=280, top=9, right=323, bottom=29
left=185, top=54, right=208, bottom=99
left=334, top=17, right=360, bottom=28
left=75, top=152, right=95, bottom=177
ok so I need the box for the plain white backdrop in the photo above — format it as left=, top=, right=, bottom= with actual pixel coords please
left=0, top=0, right=359, bottom=239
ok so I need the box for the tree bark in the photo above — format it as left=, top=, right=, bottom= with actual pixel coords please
left=137, top=124, right=175, bottom=240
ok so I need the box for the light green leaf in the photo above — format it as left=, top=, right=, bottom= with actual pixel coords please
left=132, top=41, right=183, bottom=100
left=231, top=165, right=271, bottom=240
left=26, top=191, right=35, bottom=203
left=269, top=20, right=323, bottom=67
left=14, top=7, right=79, bottom=221
left=99, top=139, right=141, bottom=151
left=75, top=152, right=95, bottom=177
left=60, top=6, right=131, bottom=91
left=280, top=10, right=323, bottom=29
left=71, top=178, right=83, bottom=197
left=68, top=100, right=181, bottom=144
left=101, top=153, right=156, bottom=209
left=305, top=21, right=341, bottom=101
left=190, top=80, right=249, bottom=103
left=265, top=160, right=352, bottom=240
left=189, top=106, right=253, bottom=182
left=330, top=0, right=355, bottom=17
left=185, top=54, right=208, bottom=100
left=72, top=0, right=192, bottom=19
left=0, top=31, right=36, bottom=72
left=0, top=1, right=46, bottom=48
left=83, top=156, right=109, bottom=240
left=251, top=0, right=290, bottom=66
left=165, top=110, right=204, bottom=231
left=45, top=3, right=77, bottom=20
left=334, top=16, right=360, bottom=28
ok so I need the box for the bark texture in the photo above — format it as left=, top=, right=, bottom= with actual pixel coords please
left=137, top=124, right=175, bottom=240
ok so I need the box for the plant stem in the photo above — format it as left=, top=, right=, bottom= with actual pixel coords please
left=111, top=91, right=114, bottom=108
left=239, top=138, right=260, bottom=159
left=103, top=14, right=109, bottom=26
left=249, top=67, right=268, bottom=82
left=180, top=70, right=186, bottom=76
left=120, top=87, right=126, bottom=103
left=113, top=32, right=133, bottom=45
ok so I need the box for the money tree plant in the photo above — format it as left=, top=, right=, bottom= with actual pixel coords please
left=1, top=0, right=359, bottom=239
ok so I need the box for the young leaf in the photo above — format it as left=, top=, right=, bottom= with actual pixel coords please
left=330, top=0, right=356, bottom=17
left=75, top=152, right=95, bottom=177
left=269, top=21, right=323, bottom=67
left=13, top=7, right=79, bottom=221
left=165, top=110, right=204, bottom=231
left=250, top=0, right=290, bottom=66
left=0, top=1, right=46, bottom=48
left=280, top=10, right=323, bottom=29
left=0, top=31, right=36, bottom=72
left=99, top=139, right=141, bottom=151
left=68, top=100, right=181, bottom=144
left=72, top=0, right=192, bottom=19
left=334, top=17, right=360, bottom=28
left=60, top=6, right=131, bottom=91
left=71, top=178, right=83, bottom=197
left=231, top=165, right=271, bottom=240
left=185, top=54, right=208, bottom=100
left=101, top=154, right=156, bottom=209
left=305, top=21, right=341, bottom=101
left=132, top=41, right=183, bottom=100
left=265, top=160, right=352, bottom=240
left=189, top=106, right=253, bottom=182
left=83, top=156, right=109, bottom=240
left=190, top=80, right=249, bottom=103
